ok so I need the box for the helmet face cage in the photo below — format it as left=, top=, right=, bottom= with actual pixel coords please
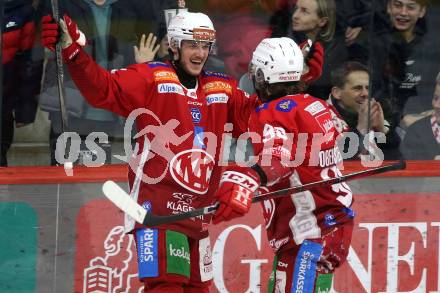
left=167, top=11, right=216, bottom=49
left=251, top=37, right=304, bottom=84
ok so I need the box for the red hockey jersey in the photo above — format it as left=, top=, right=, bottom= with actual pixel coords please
left=65, top=46, right=258, bottom=238
left=249, top=94, right=354, bottom=253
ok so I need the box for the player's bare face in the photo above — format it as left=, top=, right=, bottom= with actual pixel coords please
left=387, top=0, right=426, bottom=35
left=433, top=84, right=440, bottom=124
left=337, top=71, right=369, bottom=114
left=292, top=0, right=327, bottom=37
left=179, top=40, right=210, bottom=76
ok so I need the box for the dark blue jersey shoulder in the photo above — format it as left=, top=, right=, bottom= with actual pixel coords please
left=202, top=70, right=231, bottom=80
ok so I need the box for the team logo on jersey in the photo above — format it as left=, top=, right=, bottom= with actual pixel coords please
left=148, top=61, right=170, bottom=68
left=256, top=103, right=269, bottom=113
left=154, top=71, right=179, bottom=82
left=304, top=101, right=326, bottom=116
left=324, top=213, right=337, bottom=226
left=158, top=83, right=184, bottom=95
left=191, top=108, right=202, bottom=123
left=206, top=93, right=229, bottom=105
left=141, top=201, right=152, bottom=212
left=203, top=81, right=232, bottom=94
left=276, top=99, right=296, bottom=112
left=314, top=111, right=335, bottom=133
left=169, top=149, right=215, bottom=194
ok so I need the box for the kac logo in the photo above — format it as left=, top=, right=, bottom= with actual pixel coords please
left=191, top=108, right=202, bottom=123
left=169, top=149, right=215, bottom=194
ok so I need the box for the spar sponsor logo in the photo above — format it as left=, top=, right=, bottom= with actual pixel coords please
left=206, top=93, right=229, bottom=105
left=158, top=83, right=184, bottom=95
left=169, top=244, right=190, bottom=262
left=169, top=149, right=214, bottom=194
left=139, top=229, right=156, bottom=262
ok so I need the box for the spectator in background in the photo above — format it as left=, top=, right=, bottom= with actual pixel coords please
left=370, top=0, right=438, bottom=130
left=328, top=61, right=401, bottom=160
left=289, top=0, right=337, bottom=99
left=401, top=71, right=440, bottom=160
left=38, top=0, right=169, bottom=165
left=1, top=0, right=43, bottom=166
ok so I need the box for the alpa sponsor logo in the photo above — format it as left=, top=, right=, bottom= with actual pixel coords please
left=169, top=244, right=190, bottom=263
left=158, top=83, right=184, bottom=95
left=206, top=93, right=229, bottom=105
left=296, top=251, right=314, bottom=293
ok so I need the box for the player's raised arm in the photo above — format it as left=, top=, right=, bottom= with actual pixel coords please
left=41, top=14, right=148, bottom=117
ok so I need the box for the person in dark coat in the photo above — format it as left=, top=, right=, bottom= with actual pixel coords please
left=1, top=0, right=43, bottom=166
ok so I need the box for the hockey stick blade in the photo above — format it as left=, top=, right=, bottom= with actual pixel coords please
left=102, top=180, right=219, bottom=226
left=102, top=181, right=147, bottom=225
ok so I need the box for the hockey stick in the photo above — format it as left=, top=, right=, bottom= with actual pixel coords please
left=50, top=0, right=69, bottom=132
left=103, top=160, right=406, bottom=226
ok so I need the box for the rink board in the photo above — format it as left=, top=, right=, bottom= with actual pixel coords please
left=0, top=162, right=439, bottom=293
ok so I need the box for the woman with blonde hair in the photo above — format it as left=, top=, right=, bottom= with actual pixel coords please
left=290, top=0, right=336, bottom=88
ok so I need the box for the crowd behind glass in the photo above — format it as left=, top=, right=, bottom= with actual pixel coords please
left=1, top=0, right=439, bottom=167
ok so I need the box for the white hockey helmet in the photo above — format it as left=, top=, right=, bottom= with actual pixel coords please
left=251, top=37, right=303, bottom=84
left=167, top=11, right=216, bottom=48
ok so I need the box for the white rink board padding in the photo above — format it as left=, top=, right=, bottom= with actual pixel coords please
left=0, top=162, right=439, bottom=292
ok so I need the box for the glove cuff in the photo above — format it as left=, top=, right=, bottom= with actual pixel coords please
left=62, top=42, right=81, bottom=61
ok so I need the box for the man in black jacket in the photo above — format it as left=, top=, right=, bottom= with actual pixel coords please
left=401, top=71, right=440, bottom=159
left=327, top=61, right=401, bottom=160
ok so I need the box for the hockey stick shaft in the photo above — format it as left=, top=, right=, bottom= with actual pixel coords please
left=251, top=160, right=406, bottom=203
left=103, top=161, right=405, bottom=227
left=50, top=0, right=69, bottom=132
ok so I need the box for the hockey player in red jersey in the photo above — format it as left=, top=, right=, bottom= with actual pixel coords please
left=41, top=11, right=260, bottom=292
left=213, top=37, right=355, bottom=292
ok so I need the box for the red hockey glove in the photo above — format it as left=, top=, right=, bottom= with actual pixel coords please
left=41, top=14, right=86, bottom=51
left=212, top=166, right=261, bottom=224
left=301, top=40, right=324, bottom=83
